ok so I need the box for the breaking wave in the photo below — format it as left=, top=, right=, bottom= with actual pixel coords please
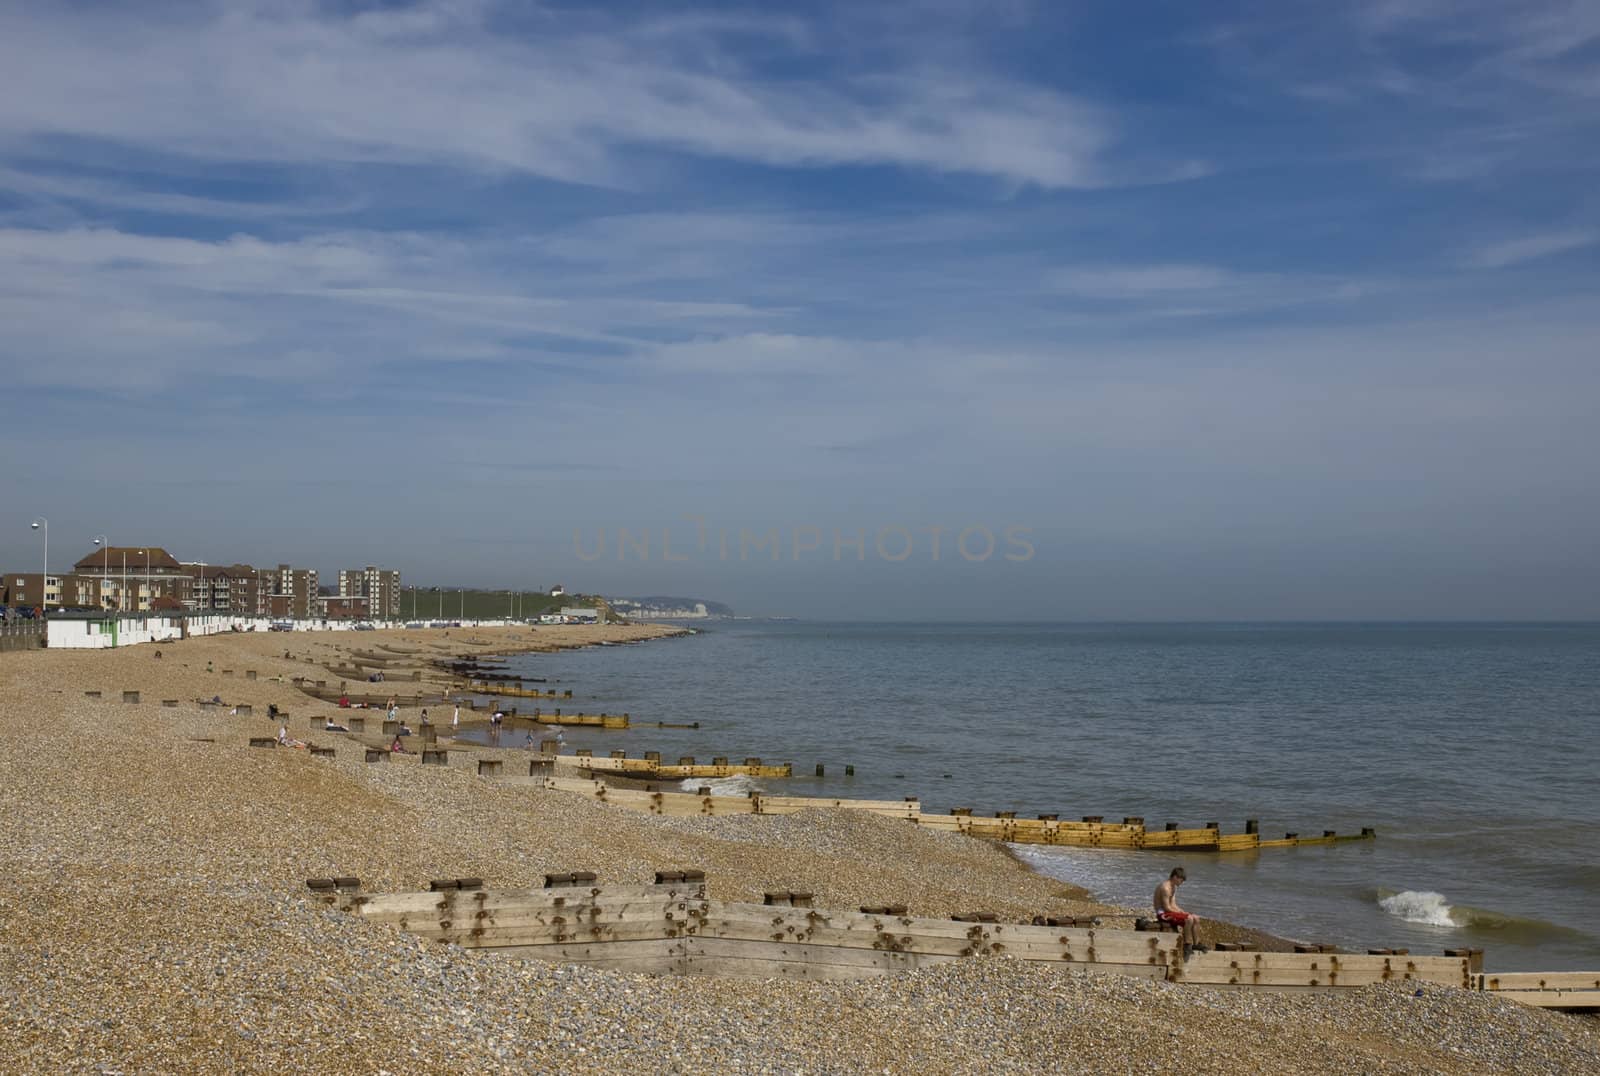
left=1376, top=890, right=1584, bottom=944
left=1378, top=890, right=1459, bottom=927
left=679, top=775, right=763, bottom=797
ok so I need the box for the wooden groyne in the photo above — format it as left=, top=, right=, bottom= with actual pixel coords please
left=557, top=748, right=793, bottom=780
left=471, top=681, right=572, bottom=699
left=512, top=711, right=629, bottom=729
left=537, top=777, right=1374, bottom=853
left=1481, top=972, right=1600, bottom=1009
left=316, top=876, right=1179, bottom=982
left=304, top=875, right=1587, bottom=1005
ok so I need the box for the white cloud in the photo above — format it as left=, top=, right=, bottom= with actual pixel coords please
left=0, top=1, right=1122, bottom=190
left=1466, top=230, right=1598, bottom=269
left=0, top=166, right=365, bottom=220
left=1045, top=262, right=1366, bottom=319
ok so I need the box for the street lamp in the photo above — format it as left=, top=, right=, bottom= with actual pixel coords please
left=93, top=535, right=108, bottom=610
left=29, top=518, right=47, bottom=609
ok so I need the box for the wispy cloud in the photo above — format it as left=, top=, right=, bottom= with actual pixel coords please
left=1465, top=230, right=1598, bottom=269
left=1198, top=0, right=1600, bottom=183
left=1046, top=263, right=1366, bottom=319
left=0, top=2, right=1131, bottom=190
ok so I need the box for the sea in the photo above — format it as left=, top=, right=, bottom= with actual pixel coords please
left=470, top=621, right=1600, bottom=973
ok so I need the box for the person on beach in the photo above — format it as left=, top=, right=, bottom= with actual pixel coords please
left=1155, top=868, right=1206, bottom=958
left=324, top=716, right=349, bottom=733
left=389, top=735, right=408, bottom=754
left=338, top=694, right=350, bottom=708
left=420, top=709, right=429, bottom=726
left=452, top=704, right=460, bottom=729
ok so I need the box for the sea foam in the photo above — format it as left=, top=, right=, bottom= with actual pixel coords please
left=1378, top=890, right=1459, bottom=927
left=679, top=775, right=762, bottom=797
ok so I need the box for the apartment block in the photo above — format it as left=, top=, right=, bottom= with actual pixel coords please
left=183, top=563, right=271, bottom=615
left=337, top=566, right=401, bottom=619
left=72, top=547, right=191, bottom=612
left=269, top=565, right=319, bottom=619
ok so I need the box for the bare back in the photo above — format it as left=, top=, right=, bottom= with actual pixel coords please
left=1154, top=879, right=1177, bottom=914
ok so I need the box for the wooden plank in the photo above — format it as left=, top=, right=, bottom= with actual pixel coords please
left=757, top=797, right=920, bottom=819
left=699, top=908, right=1175, bottom=961
left=490, top=938, right=684, bottom=969
left=699, top=919, right=1170, bottom=965
left=1482, top=972, right=1600, bottom=992
left=1487, top=990, right=1600, bottom=1010
left=347, top=885, right=703, bottom=918
left=1179, top=966, right=1468, bottom=988
left=1183, top=952, right=1468, bottom=976
left=756, top=795, right=920, bottom=812
left=366, top=906, right=690, bottom=937
left=357, top=897, right=698, bottom=931
left=433, top=920, right=702, bottom=948
left=1178, top=954, right=1470, bottom=989
left=589, top=789, right=761, bottom=817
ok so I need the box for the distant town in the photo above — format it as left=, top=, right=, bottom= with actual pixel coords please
left=1, top=545, right=578, bottom=623
left=0, top=543, right=732, bottom=626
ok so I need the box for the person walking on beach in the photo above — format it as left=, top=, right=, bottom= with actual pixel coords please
left=1155, top=867, right=1206, bottom=959
left=452, top=703, right=460, bottom=729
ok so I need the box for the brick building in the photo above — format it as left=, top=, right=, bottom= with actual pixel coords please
left=73, top=547, right=190, bottom=612
left=266, top=565, right=318, bottom=619
left=337, top=566, right=401, bottom=619
left=183, top=563, right=271, bottom=615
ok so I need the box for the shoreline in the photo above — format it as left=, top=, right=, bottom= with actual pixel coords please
left=0, top=625, right=1595, bottom=1072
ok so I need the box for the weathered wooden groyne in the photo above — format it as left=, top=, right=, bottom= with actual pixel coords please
left=301, top=875, right=1598, bottom=1008
left=536, top=776, right=1374, bottom=853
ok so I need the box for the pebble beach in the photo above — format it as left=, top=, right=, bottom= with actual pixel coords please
left=1, top=626, right=1596, bottom=1074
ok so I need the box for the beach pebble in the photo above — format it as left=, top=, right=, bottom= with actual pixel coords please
left=0, top=627, right=1595, bottom=1074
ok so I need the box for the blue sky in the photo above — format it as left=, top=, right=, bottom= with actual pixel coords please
left=2, top=0, right=1598, bottom=618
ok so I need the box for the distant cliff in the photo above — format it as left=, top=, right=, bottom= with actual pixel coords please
left=607, top=596, right=733, bottom=619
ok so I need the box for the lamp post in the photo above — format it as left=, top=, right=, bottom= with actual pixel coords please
left=460, top=589, right=464, bottom=620
left=93, top=535, right=108, bottom=610
left=29, top=518, right=47, bottom=609
left=140, top=549, right=149, bottom=612
left=121, top=550, right=128, bottom=612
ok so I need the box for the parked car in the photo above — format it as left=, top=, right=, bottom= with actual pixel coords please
left=353, top=622, right=376, bottom=630
left=268, top=621, right=294, bottom=632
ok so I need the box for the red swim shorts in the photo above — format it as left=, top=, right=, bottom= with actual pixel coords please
left=1157, top=910, right=1192, bottom=926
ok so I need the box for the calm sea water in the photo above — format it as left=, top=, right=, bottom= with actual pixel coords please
left=477, top=621, right=1600, bottom=972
